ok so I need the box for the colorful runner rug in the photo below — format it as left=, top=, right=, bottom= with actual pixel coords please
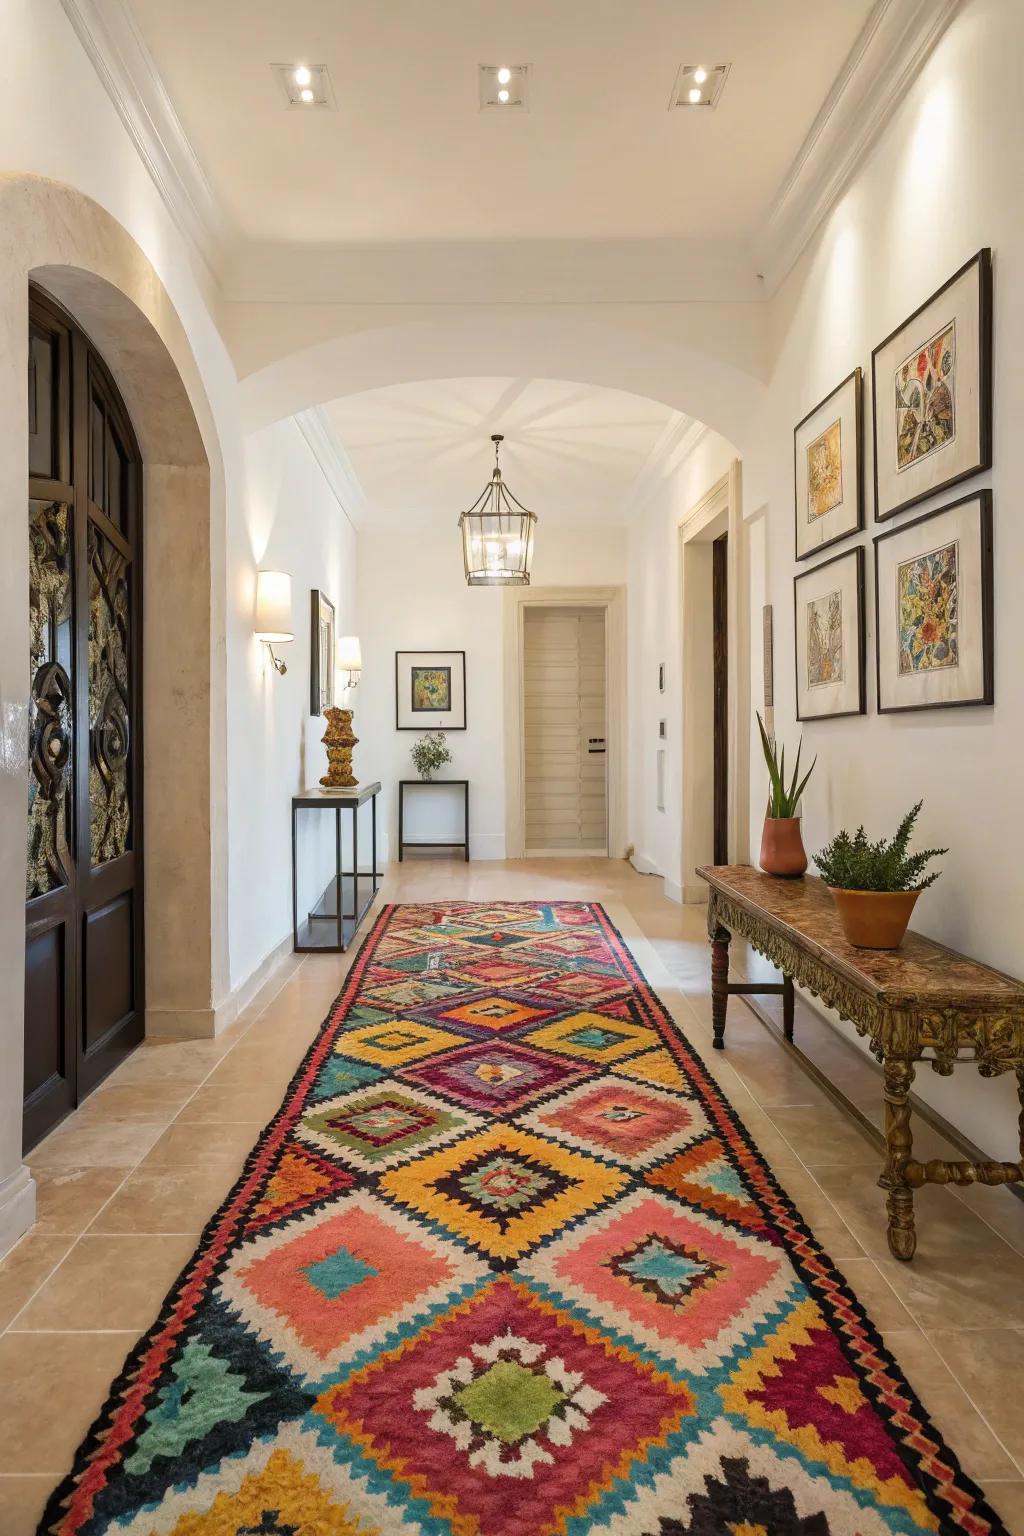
left=41, top=901, right=1005, bottom=1535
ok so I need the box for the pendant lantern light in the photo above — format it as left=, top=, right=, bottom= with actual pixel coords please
left=458, top=434, right=537, bottom=586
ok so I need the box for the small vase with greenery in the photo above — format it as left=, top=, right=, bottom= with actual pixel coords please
left=813, top=800, right=946, bottom=949
left=411, top=731, right=452, bottom=782
left=756, top=712, right=816, bottom=877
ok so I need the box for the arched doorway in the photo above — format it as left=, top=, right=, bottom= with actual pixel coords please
left=25, top=285, right=145, bottom=1149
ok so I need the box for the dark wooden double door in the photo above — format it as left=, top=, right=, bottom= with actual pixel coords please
left=24, top=287, right=144, bottom=1151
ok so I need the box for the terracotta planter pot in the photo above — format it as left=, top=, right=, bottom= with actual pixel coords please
left=759, top=817, right=807, bottom=878
left=829, top=887, right=920, bottom=949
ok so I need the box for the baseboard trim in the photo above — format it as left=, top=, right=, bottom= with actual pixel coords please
left=147, top=930, right=295, bottom=1040
left=682, top=882, right=708, bottom=905
left=0, top=1163, right=36, bottom=1260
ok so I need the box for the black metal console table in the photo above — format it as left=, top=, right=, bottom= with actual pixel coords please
left=398, top=779, right=470, bottom=862
left=291, top=783, right=381, bottom=952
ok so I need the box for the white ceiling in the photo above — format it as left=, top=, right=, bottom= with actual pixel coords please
left=319, top=378, right=682, bottom=528
left=125, top=0, right=875, bottom=245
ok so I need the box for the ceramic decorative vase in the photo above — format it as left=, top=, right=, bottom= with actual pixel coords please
left=759, top=816, right=807, bottom=877
left=320, top=707, right=358, bottom=790
left=829, top=888, right=919, bottom=949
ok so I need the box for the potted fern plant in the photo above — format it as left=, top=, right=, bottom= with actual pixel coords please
left=756, top=712, right=816, bottom=877
left=812, top=801, right=946, bottom=949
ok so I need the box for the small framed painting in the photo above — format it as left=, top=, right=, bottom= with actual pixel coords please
left=874, top=491, right=993, bottom=714
left=872, top=249, right=992, bottom=521
left=309, top=589, right=336, bottom=715
left=794, top=547, right=866, bottom=721
left=793, top=368, right=863, bottom=561
left=395, top=650, right=467, bottom=730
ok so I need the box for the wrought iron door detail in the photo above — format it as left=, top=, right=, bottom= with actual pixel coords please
left=27, top=500, right=73, bottom=897
left=88, top=523, right=131, bottom=865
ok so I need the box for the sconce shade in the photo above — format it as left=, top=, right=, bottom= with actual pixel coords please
left=254, top=570, right=294, bottom=642
left=336, top=635, right=363, bottom=673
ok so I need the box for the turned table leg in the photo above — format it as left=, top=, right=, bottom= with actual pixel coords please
left=879, top=1057, right=917, bottom=1260
left=711, top=925, right=730, bottom=1050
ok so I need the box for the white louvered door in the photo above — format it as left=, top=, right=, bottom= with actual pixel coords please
left=523, top=608, right=607, bottom=854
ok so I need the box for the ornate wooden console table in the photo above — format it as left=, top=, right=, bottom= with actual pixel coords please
left=697, top=865, right=1024, bottom=1260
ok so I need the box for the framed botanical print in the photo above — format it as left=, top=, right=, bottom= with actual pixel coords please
left=309, top=589, right=336, bottom=715
left=793, top=547, right=865, bottom=721
left=872, top=249, right=992, bottom=521
left=874, top=491, right=993, bottom=713
left=395, top=650, right=467, bottom=730
left=794, top=368, right=863, bottom=560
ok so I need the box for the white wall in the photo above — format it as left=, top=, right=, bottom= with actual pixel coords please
left=356, top=524, right=628, bottom=862
left=229, top=420, right=357, bottom=988
left=627, top=430, right=738, bottom=892
left=629, top=0, right=1024, bottom=1160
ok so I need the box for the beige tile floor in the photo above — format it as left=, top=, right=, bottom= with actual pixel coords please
left=2, top=857, right=1024, bottom=1534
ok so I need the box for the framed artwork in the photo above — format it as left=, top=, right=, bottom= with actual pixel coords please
left=794, top=368, right=863, bottom=560
left=794, top=547, right=866, bottom=721
left=309, top=589, right=336, bottom=715
left=874, top=490, right=993, bottom=714
left=872, top=249, right=992, bottom=521
left=658, top=662, right=666, bottom=693
left=395, top=650, right=467, bottom=730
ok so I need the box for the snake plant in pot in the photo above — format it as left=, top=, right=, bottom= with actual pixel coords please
left=756, top=713, right=816, bottom=877
left=813, top=800, right=946, bottom=949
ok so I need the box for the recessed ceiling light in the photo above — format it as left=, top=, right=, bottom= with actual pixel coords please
left=272, top=62, right=336, bottom=110
left=669, top=62, right=730, bottom=110
left=479, top=63, right=530, bottom=110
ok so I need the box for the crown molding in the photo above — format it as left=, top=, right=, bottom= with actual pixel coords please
left=60, top=0, right=229, bottom=281
left=293, top=409, right=367, bottom=532
left=753, top=0, right=962, bottom=294
left=622, top=415, right=710, bottom=521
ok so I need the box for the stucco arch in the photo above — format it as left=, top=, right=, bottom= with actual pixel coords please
left=237, top=308, right=766, bottom=450
left=0, top=175, right=229, bottom=1245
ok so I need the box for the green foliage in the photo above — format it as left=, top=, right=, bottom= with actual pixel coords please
left=812, top=800, right=947, bottom=892
left=411, top=731, right=452, bottom=781
left=757, top=712, right=816, bottom=819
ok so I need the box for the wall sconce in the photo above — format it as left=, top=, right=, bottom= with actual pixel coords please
left=254, top=569, right=294, bottom=675
left=336, top=635, right=362, bottom=689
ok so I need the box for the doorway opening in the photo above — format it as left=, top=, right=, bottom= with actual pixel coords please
left=712, top=532, right=729, bottom=865
left=679, top=463, right=748, bottom=901
left=24, top=285, right=144, bottom=1150
left=523, top=607, right=607, bottom=855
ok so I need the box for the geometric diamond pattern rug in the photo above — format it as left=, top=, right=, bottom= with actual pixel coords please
left=37, top=901, right=1007, bottom=1535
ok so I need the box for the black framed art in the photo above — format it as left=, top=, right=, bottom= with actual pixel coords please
left=872, top=249, right=992, bottom=522
left=395, top=650, right=467, bottom=730
left=874, top=490, right=993, bottom=714
left=309, top=589, right=336, bottom=715
left=793, top=546, right=866, bottom=722
left=793, top=368, right=863, bottom=561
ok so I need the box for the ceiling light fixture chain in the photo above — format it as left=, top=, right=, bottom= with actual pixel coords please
left=458, top=433, right=538, bottom=587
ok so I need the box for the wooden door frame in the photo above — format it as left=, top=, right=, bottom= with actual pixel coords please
left=503, top=586, right=627, bottom=860
left=678, top=462, right=749, bottom=901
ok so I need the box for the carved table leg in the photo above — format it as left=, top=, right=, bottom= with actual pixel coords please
left=711, top=925, right=730, bottom=1051
left=782, top=975, right=795, bottom=1042
left=879, top=1057, right=917, bottom=1260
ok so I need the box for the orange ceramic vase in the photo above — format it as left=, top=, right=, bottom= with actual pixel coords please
left=829, top=888, right=919, bottom=949
left=759, top=816, right=807, bottom=878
